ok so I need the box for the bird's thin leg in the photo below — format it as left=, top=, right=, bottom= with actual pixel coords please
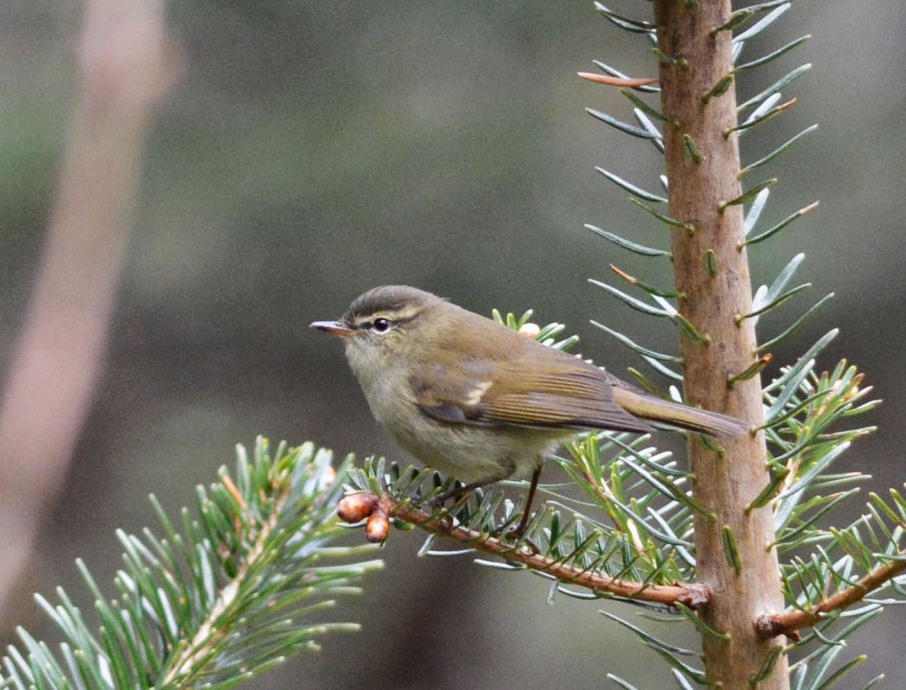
left=510, top=464, right=543, bottom=540
left=429, top=463, right=542, bottom=543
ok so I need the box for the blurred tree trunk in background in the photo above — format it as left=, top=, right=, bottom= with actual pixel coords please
left=0, top=0, right=175, bottom=629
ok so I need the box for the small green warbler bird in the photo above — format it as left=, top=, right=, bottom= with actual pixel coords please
left=312, top=285, right=747, bottom=534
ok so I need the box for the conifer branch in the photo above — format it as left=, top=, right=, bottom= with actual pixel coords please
left=757, top=550, right=906, bottom=639
left=0, top=440, right=383, bottom=690
left=369, top=495, right=712, bottom=609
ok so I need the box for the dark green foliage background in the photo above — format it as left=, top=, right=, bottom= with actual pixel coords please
left=0, top=2, right=902, bottom=688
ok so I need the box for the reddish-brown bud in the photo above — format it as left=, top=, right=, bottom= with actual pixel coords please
left=365, top=510, right=391, bottom=544
left=337, top=492, right=378, bottom=523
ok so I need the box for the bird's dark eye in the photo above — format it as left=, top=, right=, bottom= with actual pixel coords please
left=371, top=317, right=392, bottom=332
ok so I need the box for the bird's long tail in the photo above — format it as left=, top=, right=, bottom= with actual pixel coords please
left=612, top=388, right=750, bottom=437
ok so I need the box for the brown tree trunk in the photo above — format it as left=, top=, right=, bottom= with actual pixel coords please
left=0, top=0, right=176, bottom=628
left=653, top=1, right=790, bottom=687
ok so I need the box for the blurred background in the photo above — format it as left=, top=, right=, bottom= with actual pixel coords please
left=0, top=1, right=903, bottom=687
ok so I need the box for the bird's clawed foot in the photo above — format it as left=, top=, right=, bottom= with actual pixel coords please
left=424, top=465, right=543, bottom=549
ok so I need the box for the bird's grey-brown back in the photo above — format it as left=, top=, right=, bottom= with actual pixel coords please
left=340, top=285, right=637, bottom=401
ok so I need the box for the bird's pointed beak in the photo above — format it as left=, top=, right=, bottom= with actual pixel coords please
left=310, top=320, right=355, bottom=337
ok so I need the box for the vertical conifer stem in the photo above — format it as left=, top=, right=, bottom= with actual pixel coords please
left=653, top=1, right=790, bottom=687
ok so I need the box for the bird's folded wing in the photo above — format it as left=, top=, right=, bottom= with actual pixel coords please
left=411, top=359, right=651, bottom=433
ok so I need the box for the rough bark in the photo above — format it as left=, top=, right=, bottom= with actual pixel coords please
left=654, top=1, right=790, bottom=687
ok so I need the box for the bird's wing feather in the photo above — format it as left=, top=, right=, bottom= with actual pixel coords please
left=411, top=356, right=651, bottom=433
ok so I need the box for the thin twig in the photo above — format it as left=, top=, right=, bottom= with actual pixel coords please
left=756, top=551, right=906, bottom=639
left=383, top=497, right=711, bottom=609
